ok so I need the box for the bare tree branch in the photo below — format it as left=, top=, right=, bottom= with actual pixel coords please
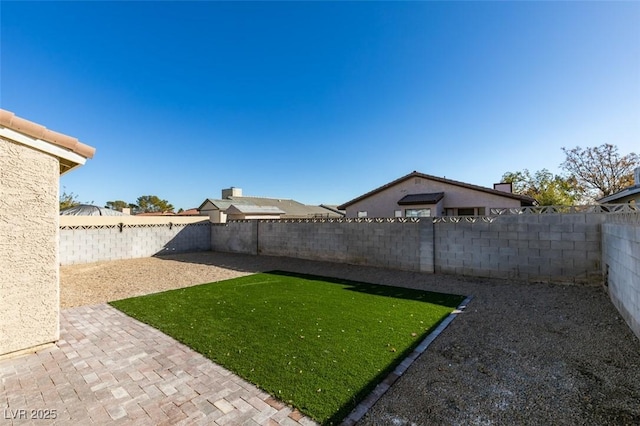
left=561, top=144, right=639, bottom=200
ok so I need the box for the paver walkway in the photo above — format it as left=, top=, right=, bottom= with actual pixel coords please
left=0, top=304, right=317, bottom=426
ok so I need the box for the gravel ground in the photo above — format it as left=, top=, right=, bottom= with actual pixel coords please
left=61, top=251, right=640, bottom=425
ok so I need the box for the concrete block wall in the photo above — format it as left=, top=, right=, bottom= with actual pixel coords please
left=60, top=223, right=211, bottom=265
left=210, top=222, right=258, bottom=255
left=62, top=213, right=613, bottom=284
left=254, top=221, right=434, bottom=272
left=434, top=214, right=605, bottom=283
left=210, top=215, right=607, bottom=282
left=602, top=214, right=640, bottom=339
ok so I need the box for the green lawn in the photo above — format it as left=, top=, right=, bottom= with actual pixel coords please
left=109, top=271, right=464, bottom=424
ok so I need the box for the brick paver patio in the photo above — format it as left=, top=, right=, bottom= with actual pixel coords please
left=0, top=304, right=317, bottom=425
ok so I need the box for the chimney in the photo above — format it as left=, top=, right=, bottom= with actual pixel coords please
left=635, top=167, right=640, bottom=186
left=222, top=187, right=242, bottom=199
left=493, top=183, right=513, bottom=194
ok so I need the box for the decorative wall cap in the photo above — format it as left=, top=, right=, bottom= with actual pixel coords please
left=220, top=204, right=638, bottom=225
left=60, top=222, right=209, bottom=230
left=604, top=212, right=640, bottom=224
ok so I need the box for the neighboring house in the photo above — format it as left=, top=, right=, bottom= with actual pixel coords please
left=0, top=109, right=95, bottom=357
left=319, top=204, right=346, bottom=216
left=199, top=187, right=344, bottom=222
left=61, top=204, right=127, bottom=216
left=338, top=171, right=536, bottom=218
left=225, top=204, right=286, bottom=220
left=597, top=167, right=640, bottom=206
left=136, top=211, right=176, bottom=216
left=176, top=208, right=200, bottom=216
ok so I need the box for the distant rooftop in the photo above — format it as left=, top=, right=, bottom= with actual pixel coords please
left=199, top=187, right=344, bottom=218
left=227, top=204, right=286, bottom=215
left=61, top=205, right=126, bottom=216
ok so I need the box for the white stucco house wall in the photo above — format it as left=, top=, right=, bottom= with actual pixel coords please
left=0, top=109, right=95, bottom=357
left=338, top=171, right=536, bottom=218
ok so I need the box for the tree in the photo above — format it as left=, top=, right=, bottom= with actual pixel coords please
left=501, top=169, right=581, bottom=206
left=136, top=195, right=174, bottom=213
left=105, top=200, right=129, bottom=211
left=60, top=188, right=80, bottom=210
left=561, top=144, right=639, bottom=201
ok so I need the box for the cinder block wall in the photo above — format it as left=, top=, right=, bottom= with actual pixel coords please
left=602, top=214, right=640, bottom=339
left=210, top=214, right=606, bottom=283
left=434, top=214, right=605, bottom=283
left=63, top=213, right=611, bottom=284
left=255, top=221, right=434, bottom=272
left=60, top=223, right=211, bottom=265
left=210, top=222, right=258, bottom=255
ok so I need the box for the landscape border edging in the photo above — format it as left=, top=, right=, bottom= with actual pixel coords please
left=340, top=295, right=474, bottom=426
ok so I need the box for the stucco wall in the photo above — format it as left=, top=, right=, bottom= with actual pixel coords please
left=0, top=137, right=60, bottom=356
left=344, top=177, right=522, bottom=217
left=602, top=214, right=640, bottom=339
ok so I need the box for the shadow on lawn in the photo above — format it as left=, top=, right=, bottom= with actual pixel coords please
left=265, top=270, right=465, bottom=425
left=268, top=270, right=464, bottom=308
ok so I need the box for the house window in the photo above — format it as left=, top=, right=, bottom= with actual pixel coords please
left=405, top=208, right=431, bottom=217
left=456, top=207, right=486, bottom=216
left=394, top=210, right=402, bottom=218
left=357, top=211, right=368, bottom=218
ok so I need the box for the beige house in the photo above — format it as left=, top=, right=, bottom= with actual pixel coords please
left=0, top=109, right=95, bottom=357
left=199, top=187, right=344, bottom=222
left=338, top=171, right=535, bottom=218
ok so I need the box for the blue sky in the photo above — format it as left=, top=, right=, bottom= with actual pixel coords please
left=2, top=1, right=639, bottom=210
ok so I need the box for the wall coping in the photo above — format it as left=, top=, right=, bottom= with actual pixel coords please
left=217, top=205, right=637, bottom=225
left=60, top=215, right=209, bottom=227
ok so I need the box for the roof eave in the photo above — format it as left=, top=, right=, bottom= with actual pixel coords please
left=0, top=126, right=89, bottom=175
left=598, top=186, right=640, bottom=203
left=338, top=171, right=536, bottom=209
left=197, top=199, right=215, bottom=210
left=0, top=109, right=95, bottom=160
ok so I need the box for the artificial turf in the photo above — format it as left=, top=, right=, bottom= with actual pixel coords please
left=109, top=271, right=464, bottom=424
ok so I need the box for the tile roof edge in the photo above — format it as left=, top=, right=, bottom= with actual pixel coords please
left=0, top=109, right=95, bottom=159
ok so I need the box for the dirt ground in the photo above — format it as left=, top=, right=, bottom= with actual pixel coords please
left=61, top=251, right=640, bottom=425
